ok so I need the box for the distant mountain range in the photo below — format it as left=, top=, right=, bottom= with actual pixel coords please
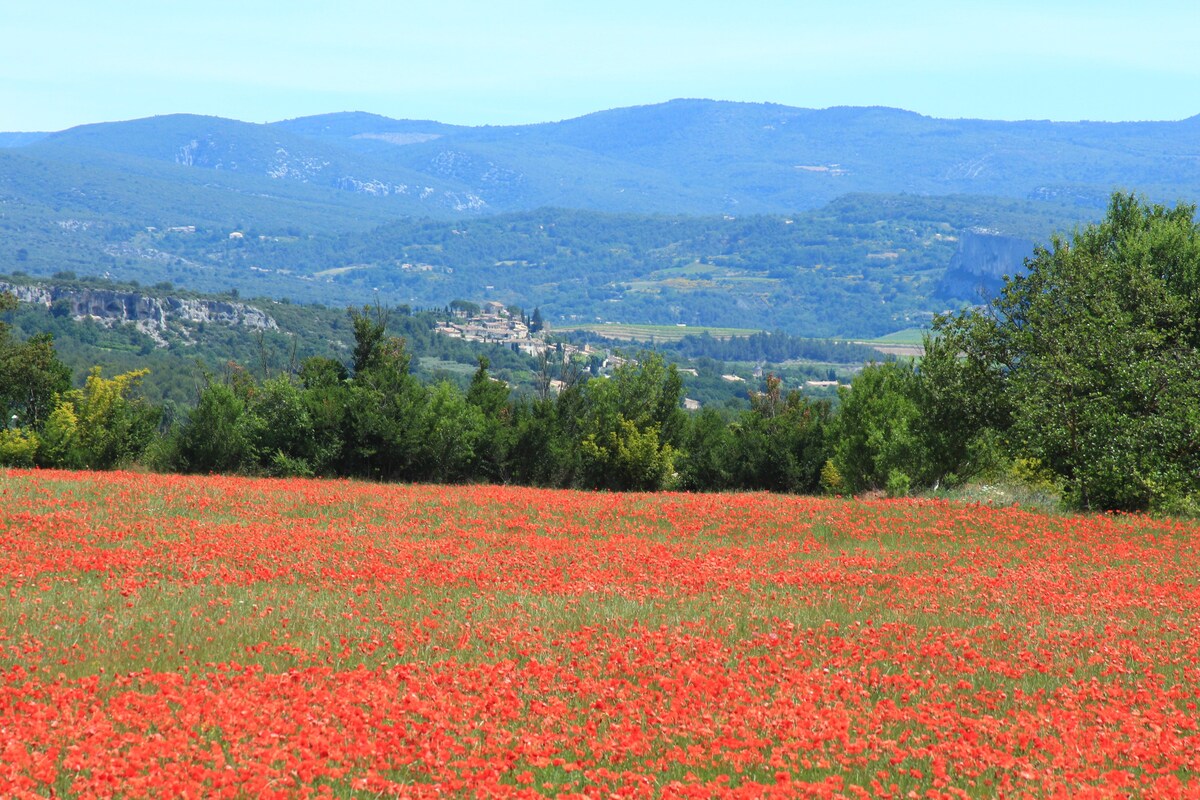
left=5, top=100, right=1200, bottom=217
left=2, top=99, right=1197, bottom=336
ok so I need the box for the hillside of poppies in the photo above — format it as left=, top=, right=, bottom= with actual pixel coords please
left=2, top=468, right=1199, bottom=797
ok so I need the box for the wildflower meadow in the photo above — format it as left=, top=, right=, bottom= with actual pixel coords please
left=2, top=469, right=1198, bottom=797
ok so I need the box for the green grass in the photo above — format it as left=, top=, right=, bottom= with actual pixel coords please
left=555, top=322, right=763, bottom=342
left=852, top=327, right=929, bottom=346
left=417, top=357, right=478, bottom=376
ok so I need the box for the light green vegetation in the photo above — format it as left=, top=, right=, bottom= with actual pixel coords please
left=555, top=323, right=762, bottom=342
left=859, top=327, right=928, bottom=345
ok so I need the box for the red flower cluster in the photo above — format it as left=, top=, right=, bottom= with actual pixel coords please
left=1, top=469, right=1199, bottom=797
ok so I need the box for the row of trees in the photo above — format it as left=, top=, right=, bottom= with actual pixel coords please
left=2, top=194, right=1198, bottom=513
left=0, top=296, right=903, bottom=495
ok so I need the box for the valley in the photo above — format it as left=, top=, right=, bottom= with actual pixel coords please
left=4, top=99, right=1177, bottom=338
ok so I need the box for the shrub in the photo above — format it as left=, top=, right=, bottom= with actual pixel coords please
left=820, top=459, right=844, bottom=495
left=886, top=468, right=911, bottom=498
left=0, top=428, right=40, bottom=467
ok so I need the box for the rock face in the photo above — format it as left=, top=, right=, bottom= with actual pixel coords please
left=934, top=230, right=1035, bottom=302
left=0, top=282, right=277, bottom=347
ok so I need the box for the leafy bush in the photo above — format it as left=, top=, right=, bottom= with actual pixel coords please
left=820, top=459, right=844, bottom=495
left=886, top=469, right=911, bottom=498
left=0, top=428, right=40, bottom=466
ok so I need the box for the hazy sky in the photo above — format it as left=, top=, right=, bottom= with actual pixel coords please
left=3, top=0, right=1198, bottom=130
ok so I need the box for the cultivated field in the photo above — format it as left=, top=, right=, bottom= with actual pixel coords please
left=554, top=323, right=762, bottom=342
left=2, top=470, right=1198, bottom=797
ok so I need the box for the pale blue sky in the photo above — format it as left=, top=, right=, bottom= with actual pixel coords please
left=3, top=0, right=1198, bottom=131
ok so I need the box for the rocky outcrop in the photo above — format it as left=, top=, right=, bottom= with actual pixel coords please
left=0, top=282, right=278, bottom=347
left=160, top=297, right=276, bottom=330
left=934, top=229, right=1035, bottom=302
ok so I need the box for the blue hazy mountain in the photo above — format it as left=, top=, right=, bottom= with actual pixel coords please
left=270, top=100, right=1200, bottom=213
left=1, top=100, right=1196, bottom=336
left=7, top=99, right=1197, bottom=217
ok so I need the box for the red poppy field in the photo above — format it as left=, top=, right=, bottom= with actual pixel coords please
left=1, top=469, right=1199, bottom=798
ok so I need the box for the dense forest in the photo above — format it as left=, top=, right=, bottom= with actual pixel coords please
left=2, top=194, right=1197, bottom=514
left=1, top=185, right=1093, bottom=338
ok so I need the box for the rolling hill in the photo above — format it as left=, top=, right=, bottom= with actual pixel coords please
left=9, top=100, right=1200, bottom=218
left=2, top=99, right=1195, bottom=336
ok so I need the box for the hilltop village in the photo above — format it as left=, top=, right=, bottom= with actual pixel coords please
left=433, top=301, right=546, bottom=357
left=433, top=301, right=630, bottom=375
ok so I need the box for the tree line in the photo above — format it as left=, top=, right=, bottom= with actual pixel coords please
left=2, top=194, right=1197, bottom=513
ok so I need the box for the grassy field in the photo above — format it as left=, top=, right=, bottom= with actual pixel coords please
left=557, top=321, right=931, bottom=358
left=554, top=322, right=763, bottom=342
left=417, top=356, right=480, bottom=376
left=848, top=327, right=929, bottom=357
left=865, top=327, right=929, bottom=345
left=2, top=469, right=1198, bottom=797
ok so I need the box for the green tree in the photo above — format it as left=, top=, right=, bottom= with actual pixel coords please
left=350, top=306, right=390, bottom=376
left=0, top=428, right=39, bottom=467
left=175, top=382, right=263, bottom=474
left=0, top=332, right=71, bottom=432
left=251, top=375, right=318, bottom=477
left=466, top=356, right=515, bottom=482
left=343, top=309, right=428, bottom=480
left=449, top=299, right=481, bottom=317
left=674, top=407, right=734, bottom=491
left=66, top=368, right=160, bottom=469
left=727, top=375, right=831, bottom=493
left=507, top=397, right=562, bottom=486
left=297, top=356, right=350, bottom=476
left=576, top=353, right=684, bottom=491
left=947, top=193, right=1200, bottom=511
left=418, top=381, right=485, bottom=483
left=832, top=361, right=927, bottom=494
left=580, top=418, right=675, bottom=492
left=0, top=292, right=68, bottom=464
left=911, top=328, right=1010, bottom=488
left=40, top=401, right=84, bottom=468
